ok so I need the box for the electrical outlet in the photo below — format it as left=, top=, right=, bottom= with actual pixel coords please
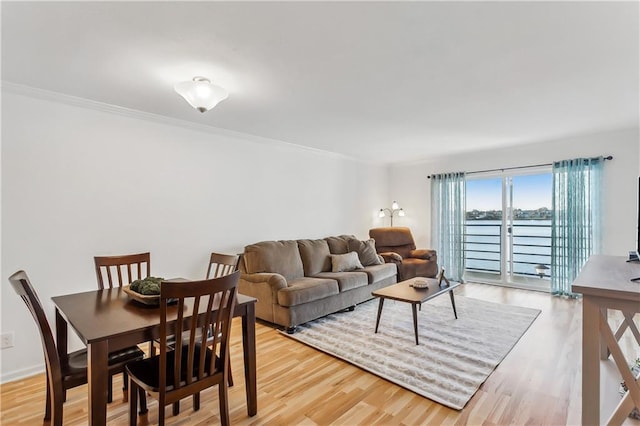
left=1, top=332, right=14, bottom=349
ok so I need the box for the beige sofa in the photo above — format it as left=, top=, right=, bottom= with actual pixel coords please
left=238, top=235, right=397, bottom=333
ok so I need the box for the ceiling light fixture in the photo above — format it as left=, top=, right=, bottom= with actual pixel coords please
left=174, top=76, right=228, bottom=113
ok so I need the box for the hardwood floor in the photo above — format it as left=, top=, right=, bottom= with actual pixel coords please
left=2, top=283, right=639, bottom=425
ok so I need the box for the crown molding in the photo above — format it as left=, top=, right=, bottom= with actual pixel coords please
left=1, top=81, right=379, bottom=164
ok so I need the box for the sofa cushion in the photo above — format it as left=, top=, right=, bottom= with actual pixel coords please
left=297, top=239, right=331, bottom=276
left=361, top=263, right=397, bottom=284
left=313, top=271, right=369, bottom=292
left=277, top=277, right=339, bottom=307
left=330, top=252, right=364, bottom=272
left=325, top=235, right=356, bottom=254
left=243, top=240, right=304, bottom=281
left=348, top=238, right=384, bottom=266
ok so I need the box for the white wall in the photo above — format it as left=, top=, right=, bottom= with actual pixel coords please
left=389, top=127, right=640, bottom=256
left=3, top=88, right=637, bottom=383
left=0, top=89, right=388, bottom=382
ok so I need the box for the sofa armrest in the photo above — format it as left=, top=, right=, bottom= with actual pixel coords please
left=239, top=273, right=288, bottom=324
left=240, top=272, right=287, bottom=291
left=409, top=249, right=436, bottom=260
left=379, top=251, right=403, bottom=263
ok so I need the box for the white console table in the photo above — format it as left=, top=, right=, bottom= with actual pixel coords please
left=572, top=255, right=640, bottom=425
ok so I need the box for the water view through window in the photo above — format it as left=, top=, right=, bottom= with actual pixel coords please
left=465, top=173, right=552, bottom=289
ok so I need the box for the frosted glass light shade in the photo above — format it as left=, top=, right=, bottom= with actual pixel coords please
left=379, top=209, right=386, bottom=218
left=391, top=201, right=399, bottom=210
left=398, top=208, right=405, bottom=217
left=174, top=76, right=228, bottom=113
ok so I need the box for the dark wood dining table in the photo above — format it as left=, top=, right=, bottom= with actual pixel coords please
left=52, top=284, right=257, bottom=425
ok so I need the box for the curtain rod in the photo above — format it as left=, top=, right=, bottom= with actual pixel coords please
left=427, top=155, right=613, bottom=179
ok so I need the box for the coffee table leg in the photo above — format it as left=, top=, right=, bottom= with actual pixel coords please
left=412, top=303, right=419, bottom=345
left=374, top=298, right=384, bottom=333
left=449, top=291, right=458, bottom=319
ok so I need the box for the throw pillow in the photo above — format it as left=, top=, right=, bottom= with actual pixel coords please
left=330, top=252, right=364, bottom=273
left=325, top=235, right=356, bottom=254
left=348, top=238, right=384, bottom=266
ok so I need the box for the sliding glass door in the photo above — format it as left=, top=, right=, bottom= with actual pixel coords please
left=465, top=170, right=552, bottom=291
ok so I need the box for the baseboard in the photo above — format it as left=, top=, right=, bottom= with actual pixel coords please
left=0, top=364, right=44, bottom=385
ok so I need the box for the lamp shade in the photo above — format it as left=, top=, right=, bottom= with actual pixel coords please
left=391, top=201, right=399, bottom=210
left=379, top=209, right=386, bottom=218
left=174, top=76, right=228, bottom=113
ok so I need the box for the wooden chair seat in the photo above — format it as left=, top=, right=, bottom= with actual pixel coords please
left=63, top=346, right=144, bottom=374
left=62, top=349, right=89, bottom=375
left=107, top=345, right=146, bottom=366
left=126, top=344, right=218, bottom=390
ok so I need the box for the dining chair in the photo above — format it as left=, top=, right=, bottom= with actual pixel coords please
left=206, top=252, right=239, bottom=280
left=8, top=270, right=147, bottom=425
left=94, top=252, right=151, bottom=289
left=158, top=251, right=240, bottom=416
left=155, top=252, right=239, bottom=381
left=206, top=253, right=239, bottom=387
left=93, top=252, right=149, bottom=402
left=126, top=272, right=239, bottom=426
left=8, top=270, right=87, bottom=426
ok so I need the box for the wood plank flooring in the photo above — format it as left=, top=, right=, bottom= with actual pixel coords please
left=2, top=283, right=639, bottom=425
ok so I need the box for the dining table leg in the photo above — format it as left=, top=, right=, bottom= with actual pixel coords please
left=242, top=303, right=257, bottom=416
left=55, top=309, right=68, bottom=365
left=87, top=340, right=109, bottom=425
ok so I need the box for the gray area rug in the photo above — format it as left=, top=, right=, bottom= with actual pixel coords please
left=281, top=295, right=540, bottom=410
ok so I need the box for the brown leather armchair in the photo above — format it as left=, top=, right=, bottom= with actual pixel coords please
left=369, top=227, right=438, bottom=281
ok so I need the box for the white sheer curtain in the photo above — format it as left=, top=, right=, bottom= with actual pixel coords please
left=431, top=172, right=466, bottom=282
left=551, top=157, right=603, bottom=296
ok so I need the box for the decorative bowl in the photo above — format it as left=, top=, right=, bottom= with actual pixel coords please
left=123, top=285, right=161, bottom=305
left=411, top=280, right=429, bottom=289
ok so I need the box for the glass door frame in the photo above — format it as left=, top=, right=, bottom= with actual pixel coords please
left=464, top=167, right=552, bottom=292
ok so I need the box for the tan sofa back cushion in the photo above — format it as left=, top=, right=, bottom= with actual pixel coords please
left=243, top=240, right=304, bottom=281
left=297, top=239, right=331, bottom=276
left=348, top=238, right=383, bottom=266
left=325, top=235, right=356, bottom=254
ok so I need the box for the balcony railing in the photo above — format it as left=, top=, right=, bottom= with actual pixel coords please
left=464, top=222, right=552, bottom=278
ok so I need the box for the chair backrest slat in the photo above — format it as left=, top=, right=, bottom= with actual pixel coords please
left=94, top=252, right=151, bottom=289
left=201, top=296, right=216, bottom=378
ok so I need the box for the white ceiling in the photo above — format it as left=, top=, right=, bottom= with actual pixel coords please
left=2, top=1, right=638, bottom=164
